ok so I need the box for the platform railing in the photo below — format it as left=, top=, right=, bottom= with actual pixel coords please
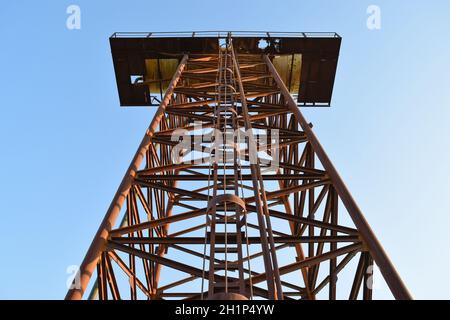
left=110, top=31, right=340, bottom=39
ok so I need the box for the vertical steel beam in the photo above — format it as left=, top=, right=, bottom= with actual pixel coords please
left=363, top=253, right=374, bottom=300
left=233, top=49, right=283, bottom=300
left=329, top=187, right=338, bottom=300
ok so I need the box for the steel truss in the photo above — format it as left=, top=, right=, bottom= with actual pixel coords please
left=66, top=40, right=411, bottom=300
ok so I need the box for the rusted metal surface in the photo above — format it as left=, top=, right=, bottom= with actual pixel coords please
left=263, top=54, right=412, bottom=300
left=66, top=34, right=411, bottom=300
left=65, top=55, right=189, bottom=300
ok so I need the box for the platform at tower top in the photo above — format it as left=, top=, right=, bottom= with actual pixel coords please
left=109, top=31, right=341, bottom=107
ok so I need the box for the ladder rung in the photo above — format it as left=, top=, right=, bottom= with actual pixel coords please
left=208, top=213, right=239, bottom=220
left=215, top=247, right=239, bottom=253
left=208, top=231, right=245, bottom=236
left=210, top=216, right=246, bottom=226
left=214, top=281, right=241, bottom=288
left=214, top=262, right=239, bottom=270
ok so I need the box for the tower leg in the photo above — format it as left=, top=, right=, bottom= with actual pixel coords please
left=65, top=55, right=189, bottom=300
left=263, top=55, right=412, bottom=300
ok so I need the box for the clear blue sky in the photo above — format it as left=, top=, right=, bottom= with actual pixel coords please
left=0, top=0, right=449, bottom=299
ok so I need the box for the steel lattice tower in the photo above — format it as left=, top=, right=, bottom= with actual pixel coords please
left=66, top=32, right=411, bottom=300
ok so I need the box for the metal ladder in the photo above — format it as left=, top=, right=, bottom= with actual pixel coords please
left=205, top=40, right=249, bottom=299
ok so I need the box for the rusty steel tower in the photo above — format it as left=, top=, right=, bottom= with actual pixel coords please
left=66, top=31, right=411, bottom=300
